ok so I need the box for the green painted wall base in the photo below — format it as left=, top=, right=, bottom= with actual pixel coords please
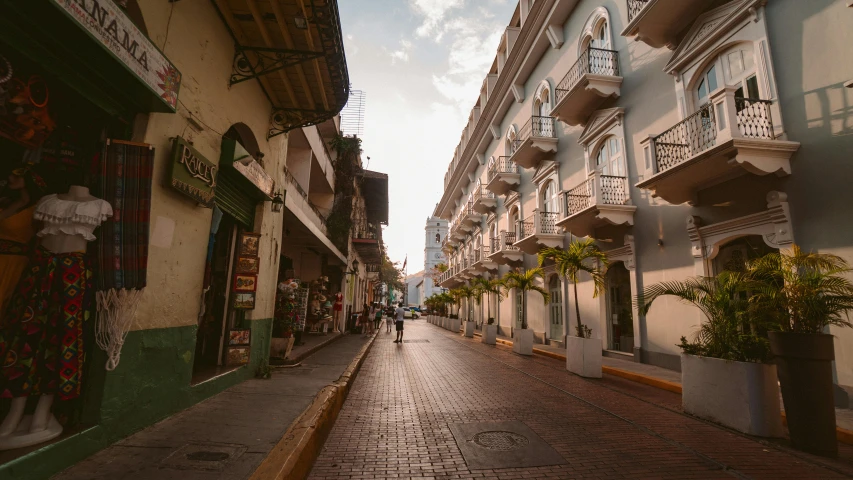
left=0, top=317, right=272, bottom=480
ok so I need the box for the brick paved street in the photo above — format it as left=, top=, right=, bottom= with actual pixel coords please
left=309, top=321, right=853, bottom=479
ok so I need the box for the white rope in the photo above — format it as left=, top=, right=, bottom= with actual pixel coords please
left=96, top=288, right=144, bottom=371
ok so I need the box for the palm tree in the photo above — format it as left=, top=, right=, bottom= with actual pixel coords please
left=637, top=270, right=770, bottom=362
left=470, top=277, right=504, bottom=325
left=501, top=268, right=549, bottom=330
left=538, top=238, right=608, bottom=337
left=747, top=245, right=853, bottom=333
left=448, top=288, right=465, bottom=318
left=456, top=285, right=476, bottom=322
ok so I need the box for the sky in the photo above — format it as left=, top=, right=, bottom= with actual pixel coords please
left=338, top=0, right=517, bottom=273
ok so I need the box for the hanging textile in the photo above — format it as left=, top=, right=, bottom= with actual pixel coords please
left=92, top=139, right=154, bottom=370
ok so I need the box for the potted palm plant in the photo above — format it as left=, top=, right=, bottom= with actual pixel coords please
left=748, top=245, right=853, bottom=456
left=472, top=277, right=504, bottom=345
left=456, top=285, right=477, bottom=337
left=638, top=270, right=783, bottom=437
left=502, top=268, right=549, bottom=356
left=448, top=288, right=464, bottom=332
left=539, top=239, right=607, bottom=378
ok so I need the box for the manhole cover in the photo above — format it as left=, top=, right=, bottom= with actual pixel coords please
left=403, top=339, right=430, bottom=343
left=472, top=431, right=529, bottom=451
left=186, top=451, right=230, bottom=462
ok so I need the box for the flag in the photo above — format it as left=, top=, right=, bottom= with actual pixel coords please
left=402, top=256, right=407, bottom=271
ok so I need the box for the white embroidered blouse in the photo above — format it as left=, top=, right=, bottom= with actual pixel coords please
left=33, top=194, right=113, bottom=241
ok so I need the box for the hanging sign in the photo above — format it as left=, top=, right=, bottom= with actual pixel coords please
left=50, top=0, right=181, bottom=111
left=233, top=159, right=274, bottom=200
left=170, top=137, right=217, bottom=207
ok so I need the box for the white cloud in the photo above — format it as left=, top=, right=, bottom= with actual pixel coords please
left=388, top=39, right=413, bottom=64
left=410, top=0, right=464, bottom=40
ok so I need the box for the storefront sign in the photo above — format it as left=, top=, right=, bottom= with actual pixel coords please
left=170, top=137, right=216, bottom=207
left=233, top=159, right=274, bottom=200
left=50, top=0, right=181, bottom=111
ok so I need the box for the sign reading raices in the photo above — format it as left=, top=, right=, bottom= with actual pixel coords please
left=51, top=0, right=181, bottom=110
left=170, top=137, right=216, bottom=207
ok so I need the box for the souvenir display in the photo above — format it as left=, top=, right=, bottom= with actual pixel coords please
left=228, top=329, right=250, bottom=346
left=226, top=346, right=249, bottom=366
left=233, top=274, right=257, bottom=292
left=236, top=256, right=259, bottom=274
left=238, top=232, right=260, bottom=256
left=0, top=56, right=56, bottom=148
left=233, top=292, right=255, bottom=310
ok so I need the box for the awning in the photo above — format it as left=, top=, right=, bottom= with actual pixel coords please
left=0, top=0, right=181, bottom=116
left=212, top=0, right=350, bottom=137
left=361, top=169, right=389, bottom=226
left=220, top=138, right=275, bottom=200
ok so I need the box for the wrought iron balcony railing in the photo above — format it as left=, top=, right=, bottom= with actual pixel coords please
left=366, top=264, right=380, bottom=274
left=487, top=156, right=520, bottom=182
left=518, top=211, right=561, bottom=238
left=627, top=0, right=650, bottom=22
left=564, top=174, right=629, bottom=217
left=652, top=97, right=775, bottom=174
left=472, top=185, right=495, bottom=203
left=555, top=47, right=620, bottom=104
left=512, top=116, right=556, bottom=153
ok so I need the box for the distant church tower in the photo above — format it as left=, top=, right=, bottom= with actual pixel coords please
left=423, top=215, right=448, bottom=299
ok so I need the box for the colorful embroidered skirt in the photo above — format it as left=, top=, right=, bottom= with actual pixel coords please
left=0, top=247, right=90, bottom=400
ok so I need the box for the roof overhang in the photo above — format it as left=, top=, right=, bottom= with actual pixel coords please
left=212, top=0, right=350, bottom=138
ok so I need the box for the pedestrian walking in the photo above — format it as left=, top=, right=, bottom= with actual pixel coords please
left=386, top=305, right=393, bottom=333
left=361, top=303, right=372, bottom=335
left=373, top=303, right=382, bottom=331
left=393, top=302, right=405, bottom=343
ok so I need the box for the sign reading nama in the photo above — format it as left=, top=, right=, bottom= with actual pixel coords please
left=51, top=0, right=181, bottom=111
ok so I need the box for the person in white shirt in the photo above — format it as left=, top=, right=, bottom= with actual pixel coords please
left=393, top=302, right=405, bottom=343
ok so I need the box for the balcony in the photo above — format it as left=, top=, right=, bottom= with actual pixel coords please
left=352, top=222, right=382, bottom=264
left=622, top=0, right=714, bottom=49
left=472, top=186, right=497, bottom=214
left=514, top=210, right=564, bottom=254
left=551, top=47, right=622, bottom=127
left=486, top=156, right=521, bottom=196
left=460, top=202, right=482, bottom=228
left=489, top=232, right=523, bottom=266
left=636, top=88, right=800, bottom=205
left=556, top=172, right=636, bottom=238
left=509, top=116, right=558, bottom=169
left=366, top=263, right=380, bottom=280
left=471, top=245, right=498, bottom=274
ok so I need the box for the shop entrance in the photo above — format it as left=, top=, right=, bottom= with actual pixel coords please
left=605, top=262, right=633, bottom=353
left=192, top=213, right=246, bottom=381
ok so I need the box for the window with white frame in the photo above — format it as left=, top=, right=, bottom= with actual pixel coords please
left=594, top=136, right=625, bottom=177
left=507, top=205, right=520, bottom=237
left=505, top=126, right=518, bottom=156
left=533, top=81, right=552, bottom=117
left=690, top=42, right=764, bottom=113
left=540, top=179, right=559, bottom=213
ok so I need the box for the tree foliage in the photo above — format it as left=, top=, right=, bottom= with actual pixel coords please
left=538, top=238, right=608, bottom=337
left=501, top=268, right=549, bottom=330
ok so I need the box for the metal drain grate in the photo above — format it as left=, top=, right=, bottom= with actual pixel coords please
left=403, top=339, right=430, bottom=343
left=472, top=431, right=529, bottom=451
left=161, top=443, right=246, bottom=471
left=186, top=451, right=230, bottom=462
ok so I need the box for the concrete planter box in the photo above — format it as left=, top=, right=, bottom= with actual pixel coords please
left=464, top=321, right=475, bottom=338
left=512, top=329, right=534, bottom=356
left=442, top=317, right=448, bottom=329
left=566, top=335, right=602, bottom=378
left=482, top=324, right=497, bottom=345
left=681, top=354, right=783, bottom=437
left=620, top=335, right=634, bottom=354
left=451, top=318, right=461, bottom=332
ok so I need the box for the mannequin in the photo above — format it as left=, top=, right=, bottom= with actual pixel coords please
left=332, top=292, right=343, bottom=332
left=0, top=185, right=111, bottom=450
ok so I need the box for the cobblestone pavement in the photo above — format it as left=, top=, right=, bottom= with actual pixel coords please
left=309, top=321, right=853, bottom=479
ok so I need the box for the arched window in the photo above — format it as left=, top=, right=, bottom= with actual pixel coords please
left=508, top=206, right=520, bottom=237
left=533, top=82, right=551, bottom=117
left=435, top=233, right=441, bottom=244
left=594, top=136, right=624, bottom=177
left=489, top=222, right=498, bottom=248
left=505, top=126, right=518, bottom=156
left=591, top=19, right=610, bottom=50
left=695, top=44, right=759, bottom=107
left=541, top=180, right=559, bottom=213
left=579, top=8, right=615, bottom=75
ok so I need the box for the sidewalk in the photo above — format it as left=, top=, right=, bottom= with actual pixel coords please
left=52, top=333, right=376, bottom=480
left=473, top=324, right=853, bottom=436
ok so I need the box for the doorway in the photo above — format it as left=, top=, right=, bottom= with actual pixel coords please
left=605, top=262, right=633, bottom=353
left=548, top=275, right=563, bottom=341
left=515, top=289, right=523, bottom=331
left=193, top=213, right=245, bottom=382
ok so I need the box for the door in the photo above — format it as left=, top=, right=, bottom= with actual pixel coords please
left=595, top=137, right=624, bottom=177
left=605, top=262, right=632, bottom=353
left=515, top=289, right=523, bottom=330
left=548, top=276, right=563, bottom=340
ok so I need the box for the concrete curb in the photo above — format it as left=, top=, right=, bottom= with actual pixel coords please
left=453, top=324, right=853, bottom=446
left=249, top=330, right=379, bottom=480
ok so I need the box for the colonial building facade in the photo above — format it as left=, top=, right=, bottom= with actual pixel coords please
left=435, top=0, right=853, bottom=400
